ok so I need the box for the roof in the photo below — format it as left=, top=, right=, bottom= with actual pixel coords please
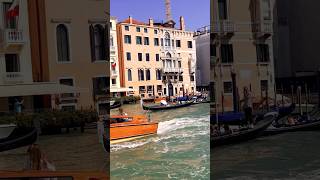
left=120, top=18, right=146, bottom=25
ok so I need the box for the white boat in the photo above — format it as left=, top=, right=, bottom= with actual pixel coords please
left=0, top=124, right=16, bottom=139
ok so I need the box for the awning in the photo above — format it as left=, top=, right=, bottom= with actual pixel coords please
left=110, top=87, right=135, bottom=93
left=0, top=82, right=88, bottom=97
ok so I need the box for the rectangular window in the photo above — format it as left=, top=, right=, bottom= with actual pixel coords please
left=138, top=70, right=145, bottom=81
left=3, top=2, right=17, bottom=29
left=128, top=69, right=132, bottom=81
left=139, top=86, right=145, bottom=93
left=179, top=76, right=183, bottom=81
left=176, top=40, right=181, bottom=47
left=154, top=38, right=159, bottom=46
left=187, top=41, right=193, bottom=48
left=146, top=69, right=151, bottom=80
left=190, top=75, right=195, bottom=81
left=125, top=25, right=129, bottom=31
left=112, top=78, right=116, bottom=85
left=262, top=0, right=271, bottom=20
left=126, top=52, right=131, bottom=61
left=144, top=37, right=150, bottom=45
left=218, top=0, right=228, bottom=20
left=124, top=35, right=131, bottom=44
left=138, top=53, right=143, bottom=61
left=92, top=77, right=108, bottom=95
left=178, top=61, right=182, bottom=68
left=5, top=54, right=20, bottom=72
left=156, top=54, right=160, bottom=61
left=220, top=44, right=234, bottom=63
left=60, top=78, right=74, bottom=98
left=154, top=29, right=158, bottom=34
left=172, top=40, right=175, bottom=47
left=144, top=28, right=148, bottom=33
left=261, top=80, right=268, bottom=92
left=256, top=44, right=270, bottom=62
left=146, top=53, right=150, bottom=61
left=136, top=36, right=142, bottom=45
left=136, top=27, right=141, bottom=32
left=223, top=81, right=233, bottom=94
left=161, top=38, right=164, bottom=46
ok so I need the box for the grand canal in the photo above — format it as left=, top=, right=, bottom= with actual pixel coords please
left=110, top=103, right=210, bottom=179
left=212, top=131, right=320, bottom=179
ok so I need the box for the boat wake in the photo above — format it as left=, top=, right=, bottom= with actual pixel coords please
left=111, top=115, right=209, bottom=152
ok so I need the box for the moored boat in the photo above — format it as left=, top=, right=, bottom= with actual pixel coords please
left=142, top=101, right=194, bottom=111
left=211, top=114, right=276, bottom=147
left=263, top=109, right=320, bottom=136
left=0, top=127, right=37, bottom=152
left=110, top=101, right=121, bottom=109
left=110, top=115, right=158, bottom=144
left=0, top=123, right=16, bottom=139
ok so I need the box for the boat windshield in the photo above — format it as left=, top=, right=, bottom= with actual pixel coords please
left=110, top=117, right=133, bottom=123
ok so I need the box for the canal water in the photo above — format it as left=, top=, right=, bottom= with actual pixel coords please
left=110, top=103, right=210, bottom=179
left=212, top=131, right=320, bottom=179
left=0, top=129, right=108, bottom=172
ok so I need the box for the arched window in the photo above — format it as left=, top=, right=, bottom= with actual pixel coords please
left=138, top=69, right=145, bottom=81
left=156, top=69, right=162, bottom=80
left=146, top=69, right=151, bottom=80
left=56, top=24, right=70, bottom=62
left=166, top=52, right=171, bottom=58
left=128, top=69, right=132, bottom=81
left=90, top=24, right=106, bottom=61
left=165, top=32, right=170, bottom=47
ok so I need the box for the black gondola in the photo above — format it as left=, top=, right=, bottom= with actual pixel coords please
left=110, top=101, right=121, bottom=109
left=142, top=101, right=194, bottom=111
left=0, top=127, right=38, bottom=152
left=211, top=114, right=276, bottom=147
left=263, top=109, right=320, bottom=136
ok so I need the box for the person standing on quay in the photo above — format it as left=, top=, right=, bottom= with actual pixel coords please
left=243, top=87, right=254, bottom=128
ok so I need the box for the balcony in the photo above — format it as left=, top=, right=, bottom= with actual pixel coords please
left=161, top=46, right=176, bottom=51
left=3, top=72, right=24, bottom=83
left=163, top=67, right=183, bottom=74
left=212, top=20, right=235, bottom=36
left=253, top=21, right=273, bottom=39
left=110, top=46, right=116, bottom=54
left=2, top=29, right=24, bottom=48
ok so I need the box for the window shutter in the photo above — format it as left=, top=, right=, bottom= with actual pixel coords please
left=89, top=25, right=96, bottom=62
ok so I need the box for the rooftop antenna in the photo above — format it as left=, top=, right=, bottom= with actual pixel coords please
left=165, top=0, right=172, bottom=21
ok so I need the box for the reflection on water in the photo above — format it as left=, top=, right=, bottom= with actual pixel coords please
left=0, top=129, right=108, bottom=172
left=111, top=103, right=210, bottom=179
left=212, top=131, right=320, bottom=179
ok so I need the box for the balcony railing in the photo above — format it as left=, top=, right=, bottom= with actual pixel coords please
left=110, top=46, right=116, bottom=53
left=163, top=67, right=183, bottom=73
left=254, top=21, right=273, bottom=34
left=212, top=20, right=235, bottom=33
left=3, top=72, right=24, bottom=83
left=3, top=29, right=24, bottom=46
left=111, top=70, right=118, bottom=77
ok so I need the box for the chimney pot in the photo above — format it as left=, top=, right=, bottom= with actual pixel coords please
left=180, top=16, right=185, bottom=31
left=129, top=16, right=133, bottom=24
left=149, top=18, right=154, bottom=27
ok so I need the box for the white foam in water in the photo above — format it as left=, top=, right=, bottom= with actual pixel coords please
left=111, top=115, right=209, bottom=152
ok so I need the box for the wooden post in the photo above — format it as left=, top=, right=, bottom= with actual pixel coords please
left=274, top=83, right=277, bottom=107
left=281, top=84, right=284, bottom=107
left=298, top=86, right=302, bottom=115
left=305, top=84, right=308, bottom=115
left=291, top=85, right=294, bottom=104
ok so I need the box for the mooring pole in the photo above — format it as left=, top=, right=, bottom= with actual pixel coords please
left=291, top=85, right=294, bottom=104
left=298, top=86, right=302, bottom=115
left=281, top=84, right=284, bottom=107
left=305, top=84, right=308, bottom=115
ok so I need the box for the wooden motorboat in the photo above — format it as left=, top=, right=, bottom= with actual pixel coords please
left=0, top=127, right=37, bottom=152
left=110, top=115, right=158, bottom=144
left=142, top=101, right=194, bottom=111
left=0, top=123, right=16, bottom=139
left=211, top=114, right=276, bottom=147
left=0, top=171, right=108, bottom=180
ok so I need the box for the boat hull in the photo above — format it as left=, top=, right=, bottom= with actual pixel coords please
left=211, top=114, right=276, bottom=147
left=263, top=120, right=320, bottom=136
left=142, top=101, right=193, bottom=111
left=0, top=127, right=37, bottom=152
left=0, top=124, right=16, bottom=139
left=110, top=122, right=158, bottom=143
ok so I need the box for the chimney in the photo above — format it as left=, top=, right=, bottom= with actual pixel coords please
left=180, top=16, right=185, bottom=31
left=149, top=18, right=154, bottom=27
left=129, top=16, right=133, bottom=24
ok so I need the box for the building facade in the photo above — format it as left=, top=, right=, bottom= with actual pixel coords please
left=212, top=0, right=275, bottom=112
left=36, top=0, right=108, bottom=114
left=194, top=26, right=210, bottom=91
left=110, top=17, right=121, bottom=97
left=117, top=16, right=196, bottom=98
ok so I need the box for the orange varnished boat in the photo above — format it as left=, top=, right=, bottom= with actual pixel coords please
left=110, top=115, right=158, bottom=144
left=0, top=171, right=108, bottom=180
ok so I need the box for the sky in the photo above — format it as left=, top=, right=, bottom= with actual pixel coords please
left=110, top=0, right=210, bottom=31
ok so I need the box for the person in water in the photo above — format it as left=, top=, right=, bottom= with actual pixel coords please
left=243, top=87, right=254, bottom=128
